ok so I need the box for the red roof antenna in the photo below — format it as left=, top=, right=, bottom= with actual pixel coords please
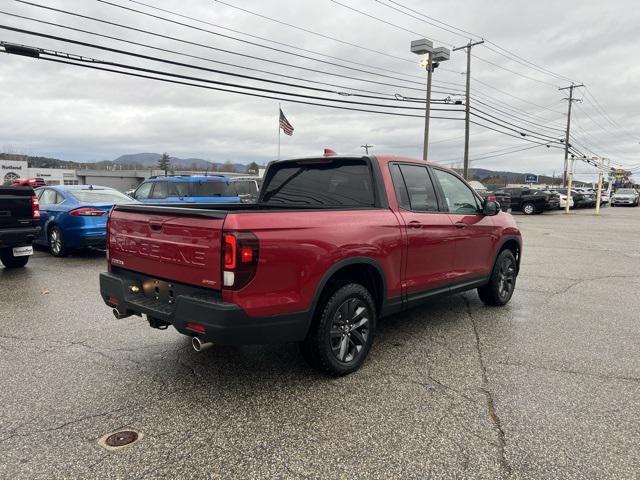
left=323, top=148, right=337, bottom=157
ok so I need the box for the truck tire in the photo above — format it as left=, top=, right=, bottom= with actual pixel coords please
left=521, top=202, right=536, bottom=215
left=478, top=249, right=517, bottom=306
left=0, top=248, right=30, bottom=268
left=48, top=226, right=68, bottom=257
left=301, top=283, right=376, bottom=376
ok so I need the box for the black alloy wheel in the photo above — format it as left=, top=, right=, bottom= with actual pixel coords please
left=330, top=297, right=371, bottom=363
left=300, top=283, right=376, bottom=376
left=478, top=249, right=517, bottom=306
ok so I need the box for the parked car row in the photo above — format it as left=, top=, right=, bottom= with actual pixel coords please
left=129, top=175, right=260, bottom=204
left=479, top=186, right=615, bottom=215
left=1, top=174, right=264, bottom=262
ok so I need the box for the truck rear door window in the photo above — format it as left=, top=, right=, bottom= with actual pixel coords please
left=262, top=160, right=375, bottom=207
left=395, top=164, right=438, bottom=212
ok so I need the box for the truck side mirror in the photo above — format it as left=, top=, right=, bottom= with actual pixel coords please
left=482, top=199, right=499, bottom=216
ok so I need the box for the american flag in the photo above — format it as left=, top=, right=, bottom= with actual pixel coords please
left=279, top=108, right=294, bottom=136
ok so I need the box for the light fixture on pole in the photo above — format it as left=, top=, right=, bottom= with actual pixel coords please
left=411, top=39, right=450, bottom=161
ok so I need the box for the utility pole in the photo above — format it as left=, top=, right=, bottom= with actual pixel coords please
left=564, top=155, right=577, bottom=214
left=361, top=144, right=374, bottom=155
left=595, top=157, right=610, bottom=215
left=453, top=39, right=484, bottom=179
left=559, top=83, right=584, bottom=186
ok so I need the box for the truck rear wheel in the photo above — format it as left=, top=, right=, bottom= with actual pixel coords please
left=0, top=248, right=30, bottom=268
left=478, top=250, right=517, bottom=306
left=301, top=283, right=376, bottom=376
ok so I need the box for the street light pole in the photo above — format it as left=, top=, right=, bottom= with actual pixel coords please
left=411, top=39, right=450, bottom=161
left=423, top=51, right=433, bottom=161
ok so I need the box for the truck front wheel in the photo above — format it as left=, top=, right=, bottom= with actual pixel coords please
left=301, top=283, right=376, bottom=376
left=0, top=248, right=30, bottom=268
left=478, top=249, right=517, bottom=306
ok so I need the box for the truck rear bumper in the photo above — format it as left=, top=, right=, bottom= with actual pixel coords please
left=99, top=271, right=311, bottom=345
left=0, top=226, right=40, bottom=248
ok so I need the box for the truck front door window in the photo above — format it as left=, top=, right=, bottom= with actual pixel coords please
left=432, top=169, right=480, bottom=214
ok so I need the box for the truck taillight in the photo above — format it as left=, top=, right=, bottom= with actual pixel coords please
left=31, top=195, right=40, bottom=219
left=222, top=231, right=259, bottom=290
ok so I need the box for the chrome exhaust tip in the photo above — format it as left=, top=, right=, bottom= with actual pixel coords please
left=191, top=336, right=213, bottom=352
left=112, top=308, right=131, bottom=320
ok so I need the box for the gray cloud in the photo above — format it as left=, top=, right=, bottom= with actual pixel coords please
left=0, top=0, right=638, bottom=181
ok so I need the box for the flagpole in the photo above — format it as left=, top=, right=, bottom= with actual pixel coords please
left=277, top=103, right=281, bottom=160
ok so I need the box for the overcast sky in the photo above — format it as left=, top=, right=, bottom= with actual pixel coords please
left=1, top=0, right=638, bottom=181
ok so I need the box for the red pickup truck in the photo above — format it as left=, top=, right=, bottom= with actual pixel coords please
left=100, top=155, right=521, bottom=375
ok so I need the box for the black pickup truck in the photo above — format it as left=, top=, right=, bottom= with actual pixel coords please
left=492, top=187, right=559, bottom=215
left=0, top=186, right=40, bottom=268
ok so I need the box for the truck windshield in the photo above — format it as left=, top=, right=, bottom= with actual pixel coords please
left=261, top=160, right=375, bottom=207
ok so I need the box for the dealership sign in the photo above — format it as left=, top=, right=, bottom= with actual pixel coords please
left=524, top=174, right=538, bottom=184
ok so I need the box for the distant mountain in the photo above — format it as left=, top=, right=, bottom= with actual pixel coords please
left=0, top=152, right=254, bottom=173
left=112, top=153, right=246, bottom=172
left=462, top=167, right=588, bottom=186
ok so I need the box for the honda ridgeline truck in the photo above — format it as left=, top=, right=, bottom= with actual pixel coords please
left=100, top=155, right=522, bottom=375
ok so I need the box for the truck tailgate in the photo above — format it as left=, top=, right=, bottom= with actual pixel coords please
left=108, top=207, right=225, bottom=290
left=0, top=186, right=34, bottom=228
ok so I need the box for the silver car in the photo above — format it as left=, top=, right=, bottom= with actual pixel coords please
left=611, top=188, right=639, bottom=207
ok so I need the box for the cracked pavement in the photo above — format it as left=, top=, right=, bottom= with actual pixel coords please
left=1, top=207, right=639, bottom=479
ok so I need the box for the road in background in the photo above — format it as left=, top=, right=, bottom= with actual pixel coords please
left=1, top=207, right=638, bottom=479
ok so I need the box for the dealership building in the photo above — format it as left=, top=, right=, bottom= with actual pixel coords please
left=0, top=159, right=79, bottom=186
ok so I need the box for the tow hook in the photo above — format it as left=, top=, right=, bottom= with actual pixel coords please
left=148, top=317, right=170, bottom=330
left=191, top=337, right=213, bottom=352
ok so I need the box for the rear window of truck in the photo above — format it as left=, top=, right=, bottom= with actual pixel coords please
left=261, top=160, right=375, bottom=207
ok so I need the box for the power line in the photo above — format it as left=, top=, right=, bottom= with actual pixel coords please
left=470, top=120, right=563, bottom=146
left=470, top=110, right=563, bottom=143
left=329, top=0, right=453, bottom=47
left=472, top=77, right=566, bottom=114
left=0, top=27, right=467, bottom=113
left=472, top=98, right=565, bottom=134
left=440, top=142, right=557, bottom=164
left=93, top=0, right=427, bottom=86
left=470, top=53, right=560, bottom=87
left=16, top=0, right=437, bottom=94
left=0, top=47, right=465, bottom=120
left=211, top=0, right=416, bottom=64
left=373, top=0, right=578, bottom=84
left=130, top=0, right=426, bottom=82
left=0, top=10, right=438, bottom=103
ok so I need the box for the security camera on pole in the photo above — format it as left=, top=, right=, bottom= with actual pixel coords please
left=411, top=39, right=450, bottom=160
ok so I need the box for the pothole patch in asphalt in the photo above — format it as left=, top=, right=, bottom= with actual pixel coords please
left=98, top=430, right=143, bottom=451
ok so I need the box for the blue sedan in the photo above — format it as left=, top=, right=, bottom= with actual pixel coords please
left=34, top=185, right=137, bottom=256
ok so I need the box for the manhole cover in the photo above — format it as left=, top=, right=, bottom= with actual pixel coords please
left=98, top=430, right=143, bottom=451
left=106, top=430, right=138, bottom=447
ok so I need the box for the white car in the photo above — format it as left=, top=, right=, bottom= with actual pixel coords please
left=611, top=188, right=640, bottom=207
left=557, top=192, right=574, bottom=209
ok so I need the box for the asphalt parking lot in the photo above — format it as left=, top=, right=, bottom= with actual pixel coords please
left=1, top=207, right=639, bottom=479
